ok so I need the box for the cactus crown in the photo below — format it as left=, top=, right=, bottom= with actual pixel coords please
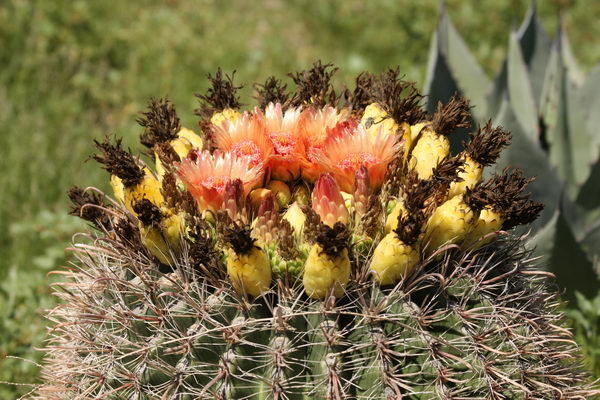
left=39, top=62, right=596, bottom=399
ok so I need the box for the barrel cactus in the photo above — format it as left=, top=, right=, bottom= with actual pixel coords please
left=38, top=64, right=596, bottom=399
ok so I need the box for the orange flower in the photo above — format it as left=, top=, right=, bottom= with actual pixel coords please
left=213, top=112, right=274, bottom=169
left=316, top=124, right=401, bottom=193
left=312, top=173, right=349, bottom=227
left=298, top=106, right=354, bottom=182
left=260, top=103, right=304, bottom=181
left=177, top=150, right=264, bottom=212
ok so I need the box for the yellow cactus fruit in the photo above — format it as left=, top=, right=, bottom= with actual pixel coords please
left=384, top=199, right=406, bottom=234
left=409, top=95, right=471, bottom=180
left=463, top=206, right=503, bottom=249
left=155, top=128, right=204, bottom=177
left=250, top=188, right=278, bottom=212
left=303, top=244, right=351, bottom=299
left=447, top=155, right=482, bottom=199
left=282, top=202, right=306, bottom=237
left=124, top=168, right=165, bottom=215
left=423, top=195, right=477, bottom=252
left=173, top=128, right=203, bottom=156
left=139, top=210, right=184, bottom=265
left=267, top=180, right=292, bottom=209
left=226, top=246, right=272, bottom=297
left=370, top=233, right=419, bottom=285
left=110, top=175, right=126, bottom=204
left=210, top=108, right=241, bottom=127
left=361, top=102, right=398, bottom=139
left=447, top=121, right=511, bottom=199
left=403, top=121, right=429, bottom=158
left=409, top=128, right=450, bottom=180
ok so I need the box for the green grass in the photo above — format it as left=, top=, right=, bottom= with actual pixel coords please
left=1, top=0, right=598, bottom=396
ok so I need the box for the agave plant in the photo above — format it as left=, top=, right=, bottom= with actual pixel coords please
left=424, top=2, right=600, bottom=299
left=37, top=64, right=596, bottom=399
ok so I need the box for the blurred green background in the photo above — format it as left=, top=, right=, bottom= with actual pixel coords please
left=1, top=0, right=599, bottom=397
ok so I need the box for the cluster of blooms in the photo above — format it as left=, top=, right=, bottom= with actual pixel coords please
left=74, top=64, right=543, bottom=301
left=177, top=102, right=398, bottom=213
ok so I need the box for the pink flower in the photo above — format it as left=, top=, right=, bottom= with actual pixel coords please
left=177, top=150, right=264, bottom=212
left=312, top=173, right=349, bottom=227
left=298, top=106, right=352, bottom=182
left=259, top=103, right=304, bottom=181
left=316, top=125, right=401, bottom=193
left=213, top=112, right=274, bottom=169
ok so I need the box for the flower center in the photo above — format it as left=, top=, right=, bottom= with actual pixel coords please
left=337, top=152, right=377, bottom=170
left=231, top=140, right=263, bottom=167
left=269, top=132, right=295, bottom=155
left=202, top=176, right=229, bottom=193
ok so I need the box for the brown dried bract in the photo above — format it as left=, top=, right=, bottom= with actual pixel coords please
left=138, top=97, right=181, bottom=149
left=370, top=68, right=426, bottom=125
left=395, top=176, right=429, bottom=245
left=344, top=71, right=375, bottom=117
left=300, top=205, right=321, bottom=245
left=187, top=226, right=224, bottom=279
left=360, top=195, right=382, bottom=238
left=222, top=222, right=257, bottom=255
left=155, top=142, right=181, bottom=171
left=464, top=120, right=511, bottom=166
left=431, top=94, right=472, bottom=136
left=289, top=61, right=339, bottom=107
left=93, top=136, right=145, bottom=187
left=428, top=155, right=465, bottom=206
left=133, top=199, right=163, bottom=227
left=482, top=168, right=544, bottom=229
left=381, top=153, right=405, bottom=204
left=161, top=172, right=185, bottom=209
left=195, top=68, right=243, bottom=118
left=278, top=220, right=299, bottom=261
left=254, top=76, right=291, bottom=110
left=315, top=222, right=351, bottom=258
left=67, top=187, right=111, bottom=229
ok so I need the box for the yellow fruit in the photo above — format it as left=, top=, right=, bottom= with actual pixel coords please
left=409, top=128, right=450, bottom=180
left=361, top=103, right=398, bottom=139
left=423, top=196, right=476, bottom=252
left=282, top=202, right=306, bottom=237
left=155, top=128, right=204, bottom=177
left=226, top=246, right=271, bottom=297
left=110, top=175, right=125, bottom=204
left=464, top=206, right=503, bottom=249
left=124, top=169, right=165, bottom=215
left=405, top=121, right=429, bottom=153
left=267, top=180, right=292, bottom=209
left=384, top=200, right=407, bottom=234
left=210, top=108, right=241, bottom=127
left=370, top=233, right=419, bottom=285
left=175, top=127, right=203, bottom=154
left=447, top=155, right=482, bottom=199
left=139, top=210, right=184, bottom=265
left=250, top=188, right=278, bottom=212
left=303, top=244, right=351, bottom=300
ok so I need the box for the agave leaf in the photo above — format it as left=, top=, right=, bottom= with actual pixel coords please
left=529, top=207, right=598, bottom=301
left=507, top=29, right=538, bottom=139
left=560, top=17, right=585, bottom=87
left=539, top=36, right=578, bottom=193
left=435, top=5, right=491, bottom=120
left=493, top=97, right=561, bottom=231
left=577, top=154, right=600, bottom=211
left=516, top=1, right=552, bottom=105
left=485, top=59, right=508, bottom=119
